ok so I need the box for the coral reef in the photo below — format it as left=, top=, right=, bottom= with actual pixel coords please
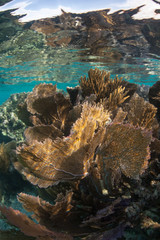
left=0, top=68, right=160, bottom=239
left=124, top=93, right=157, bottom=129
left=79, top=68, right=126, bottom=101
left=149, top=80, right=160, bottom=121
left=0, top=93, right=30, bottom=143
left=79, top=68, right=137, bottom=111
left=0, top=141, right=16, bottom=173
left=15, top=101, right=110, bottom=188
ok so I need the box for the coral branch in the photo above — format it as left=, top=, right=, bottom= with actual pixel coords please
left=0, top=205, right=72, bottom=240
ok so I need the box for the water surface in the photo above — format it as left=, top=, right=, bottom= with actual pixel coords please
left=0, top=47, right=160, bottom=105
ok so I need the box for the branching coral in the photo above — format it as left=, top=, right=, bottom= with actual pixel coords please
left=79, top=68, right=128, bottom=102
left=79, top=68, right=138, bottom=112
left=103, top=85, right=129, bottom=111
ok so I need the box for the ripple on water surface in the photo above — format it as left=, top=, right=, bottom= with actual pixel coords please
left=0, top=48, right=160, bottom=105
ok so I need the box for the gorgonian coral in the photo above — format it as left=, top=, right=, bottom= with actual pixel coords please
left=26, top=83, right=72, bottom=128
left=79, top=68, right=123, bottom=100
left=124, top=93, right=157, bottom=129
left=79, top=68, right=137, bottom=109
left=0, top=69, right=160, bottom=240
left=93, top=123, right=151, bottom=193
left=0, top=204, right=72, bottom=240
left=14, top=102, right=110, bottom=187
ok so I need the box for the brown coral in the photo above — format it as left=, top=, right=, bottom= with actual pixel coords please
left=26, top=83, right=72, bottom=128
left=24, top=125, right=64, bottom=143
left=104, top=85, right=129, bottom=111
left=91, top=123, right=152, bottom=192
left=79, top=68, right=124, bottom=101
left=18, top=191, right=73, bottom=230
left=0, top=205, right=72, bottom=240
left=2, top=77, right=160, bottom=240
left=15, top=102, right=110, bottom=187
left=124, top=93, right=157, bottom=129
left=0, top=141, right=16, bottom=172
left=149, top=81, right=160, bottom=108
left=79, top=68, right=137, bottom=111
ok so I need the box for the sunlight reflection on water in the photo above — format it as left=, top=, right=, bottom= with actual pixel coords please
left=0, top=48, right=160, bottom=104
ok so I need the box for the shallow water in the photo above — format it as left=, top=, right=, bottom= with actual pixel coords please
left=0, top=9, right=160, bottom=240
left=0, top=47, right=160, bottom=105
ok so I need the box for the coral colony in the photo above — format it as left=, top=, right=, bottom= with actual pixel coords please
left=0, top=68, right=160, bottom=239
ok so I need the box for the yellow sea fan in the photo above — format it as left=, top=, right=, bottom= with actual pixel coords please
left=124, top=93, right=157, bottom=129
left=93, top=123, right=152, bottom=192
left=15, top=102, right=110, bottom=188
left=70, top=102, right=110, bottom=149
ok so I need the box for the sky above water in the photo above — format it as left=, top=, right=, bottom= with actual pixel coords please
left=0, top=0, right=159, bottom=21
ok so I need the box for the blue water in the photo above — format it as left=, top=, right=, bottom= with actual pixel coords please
left=0, top=48, right=160, bottom=105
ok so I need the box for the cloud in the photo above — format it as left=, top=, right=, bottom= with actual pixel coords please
left=0, top=0, right=159, bottom=22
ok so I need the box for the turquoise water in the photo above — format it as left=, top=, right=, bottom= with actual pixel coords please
left=0, top=48, right=160, bottom=105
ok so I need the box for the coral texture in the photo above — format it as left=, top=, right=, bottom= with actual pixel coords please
left=15, top=102, right=110, bottom=187
left=79, top=68, right=127, bottom=101
left=0, top=69, right=160, bottom=240
left=26, top=83, right=72, bottom=127
left=124, top=93, right=157, bottom=129
left=94, top=123, right=151, bottom=192
left=0, top=205, right=72, bottom=240
left=0, top=141, right=16, bottom=172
